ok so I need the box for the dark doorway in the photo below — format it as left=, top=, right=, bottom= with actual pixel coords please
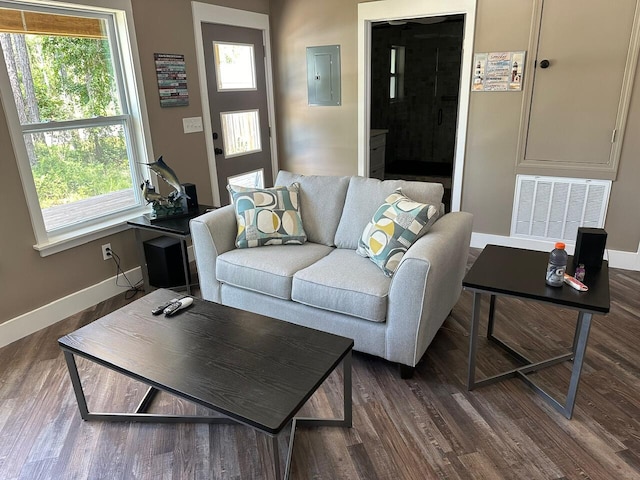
left=369, top=15, right=464, bottom=211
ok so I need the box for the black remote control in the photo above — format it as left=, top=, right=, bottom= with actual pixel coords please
left=152, top=297, right=182, bottom=315
left=164, top=297, right=193, bottom=317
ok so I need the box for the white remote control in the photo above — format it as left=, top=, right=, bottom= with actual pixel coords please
left=563, top=274, right=588, bottom=292
left=163, top=296, right=193, bottom=316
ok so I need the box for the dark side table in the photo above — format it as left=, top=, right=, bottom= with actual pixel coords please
left=463, top=245, right=610, bottom=419
left=127, top=205, right=213, bottom=295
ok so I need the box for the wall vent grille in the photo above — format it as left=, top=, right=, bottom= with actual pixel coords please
left=511, top=175, right=611, bottom=242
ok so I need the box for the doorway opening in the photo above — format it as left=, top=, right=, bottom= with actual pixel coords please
left=369, top=15, right=464, bottom=212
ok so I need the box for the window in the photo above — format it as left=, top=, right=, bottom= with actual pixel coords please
left=0, top=0, right=151, bottom=254
left=228, top=169, right=264, bottom=189
left=220, top=109, right=262, bottom=158
left=389, top=45, right=405, bottom=101
left=227, top=169, right=264, bottom=204
left=213, top=42, right=257, bottom=91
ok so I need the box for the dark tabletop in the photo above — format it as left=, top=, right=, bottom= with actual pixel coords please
left=127, top=205, right=213, bottom=235
left=58, top=289, right=353, bottom=434
left=463, top=245, right=610, bottom=314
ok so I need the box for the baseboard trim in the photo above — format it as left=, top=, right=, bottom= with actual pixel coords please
left=1, top=267, right=143, bottom=349
left=471, top=233, right=640, bottom=271
left=3, top=236, right=636, bottom=351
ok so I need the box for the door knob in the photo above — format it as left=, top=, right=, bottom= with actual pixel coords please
left=212, top=132, right=218, bottom=140
left=539, top=59, right=550, bottom=69
left=214, top=148, right=223, bottom=155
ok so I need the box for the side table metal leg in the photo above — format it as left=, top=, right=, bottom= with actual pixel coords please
left=571, top=311, right=586, bottom=355
left=180, top=239, right=191, bottom=296
left=467, top=292, right=482, bottom=389
left=487, top=295, right=497, bottom=338
left=134, top=228, right=151, bottom=293
left=564, top=312, right=593, bottom=419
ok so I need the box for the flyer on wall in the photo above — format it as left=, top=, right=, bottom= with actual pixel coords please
left=472, top=51, right=525, bottom=92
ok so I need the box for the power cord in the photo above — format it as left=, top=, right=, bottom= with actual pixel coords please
left=107, top=247, right=144, bottom=299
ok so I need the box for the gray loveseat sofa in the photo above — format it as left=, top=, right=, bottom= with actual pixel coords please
left=190, top=171, right=473, bottom=377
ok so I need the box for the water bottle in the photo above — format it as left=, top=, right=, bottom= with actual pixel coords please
left=546, top=242, right=568, bottom=287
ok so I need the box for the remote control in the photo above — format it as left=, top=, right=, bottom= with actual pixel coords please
left=152, top=297, right=183, bottom=315
left=563, top=274, right=588, bottom=292
left=164, top=296, right=193, bottom=316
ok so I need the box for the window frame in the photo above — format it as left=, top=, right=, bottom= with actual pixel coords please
left=389, top=45, right=405, bottom=102
left=0, top=0, right=153, bottom=256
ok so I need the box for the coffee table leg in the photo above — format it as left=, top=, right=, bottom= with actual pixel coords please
left=277, top=349, right=352, bottom=479
left=63, top=351, right=90, bottom=420
left=271, top=433, right=281, bottom=480
left=343, top=350, right=352, bottom=427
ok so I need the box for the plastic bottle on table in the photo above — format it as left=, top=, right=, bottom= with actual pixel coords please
left=574, top=264, right=586, bottom=282
left=546, top=242, right=568, bottom=287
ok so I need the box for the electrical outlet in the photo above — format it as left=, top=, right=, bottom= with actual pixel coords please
left=102, top=243, right=112, bottom=260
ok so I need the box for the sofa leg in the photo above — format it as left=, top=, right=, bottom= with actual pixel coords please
left=398, top=364, right=415, bottom=379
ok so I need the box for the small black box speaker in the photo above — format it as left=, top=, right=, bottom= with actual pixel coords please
left=574, top=227, right=607, bottom=269
left=182, top=183, right=198, bottom=211
left=143, top=236, right=190, bottom=288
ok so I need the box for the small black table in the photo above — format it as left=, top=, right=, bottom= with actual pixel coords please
left=127, top=205, right=213, bottom=295
left=463, top=245, right=610, bottom=419
left=59, top=289, right=353, bottom=479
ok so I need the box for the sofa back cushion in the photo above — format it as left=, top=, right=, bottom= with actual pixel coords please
left=275, top=170, right=350, bottom=246
left=334, top=176, right=444, bottom=249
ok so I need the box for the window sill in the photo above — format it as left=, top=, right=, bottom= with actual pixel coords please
left=33, top=207, right=151, bottom=257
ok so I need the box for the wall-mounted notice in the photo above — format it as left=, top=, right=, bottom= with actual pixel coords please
left=472, top=51, right=525, bottom=92
left=154, top=53, right=189, bottom=107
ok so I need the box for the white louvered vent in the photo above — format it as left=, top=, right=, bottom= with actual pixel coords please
left=511, top=175, right=611, bottom=242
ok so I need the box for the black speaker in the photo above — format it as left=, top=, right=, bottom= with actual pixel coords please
left=574, top=227, right=607, bottom=269
left=143, top=236, right=190, bottom=288
left=182, top=183, right=198, bottom=211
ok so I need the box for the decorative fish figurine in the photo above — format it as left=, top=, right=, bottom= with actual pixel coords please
left=140, top=156, right=188, bottom=199
left=140, top=179, right=165, bottom=204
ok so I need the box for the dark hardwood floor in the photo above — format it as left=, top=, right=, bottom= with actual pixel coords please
left=2, top=249, right=639, bottom=479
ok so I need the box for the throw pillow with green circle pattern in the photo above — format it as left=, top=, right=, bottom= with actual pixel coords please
left=227, top=183, right=307, bottom=248
left=356, top=189, right=440, bottom=276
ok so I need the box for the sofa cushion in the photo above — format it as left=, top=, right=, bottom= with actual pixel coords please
left=292, top=249, right=391, bottom=323
left=227, top=183, right=306, bottom=248
left=356, top=189, right=440, bottom=277
left=217, top=243, right=333, bottom=300
left=334, top=176, right=444, bottom=249
left=275, top=170, right=349, bottom=247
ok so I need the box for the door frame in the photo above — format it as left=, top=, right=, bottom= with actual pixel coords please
left=192, top=2, right=278, bottom=206
left=357, top=0, right=477, bottom=212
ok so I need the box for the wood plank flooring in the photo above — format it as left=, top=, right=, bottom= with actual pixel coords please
left=1, top=249, right=639, bottom=479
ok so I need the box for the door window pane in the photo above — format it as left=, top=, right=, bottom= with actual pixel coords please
left=213, top=42, right=256, bottom=91
left=220, top=109, right=262, bottom=158
left=228, top=169, right=264, bottom=189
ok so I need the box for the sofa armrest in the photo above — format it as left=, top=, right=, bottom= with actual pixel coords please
left=386, top=211, right=473, bottom=366
left=190, top=205, right=237, bottom=302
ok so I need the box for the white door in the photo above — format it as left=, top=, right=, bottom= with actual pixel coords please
left=201, top=22, right=273, bottom=205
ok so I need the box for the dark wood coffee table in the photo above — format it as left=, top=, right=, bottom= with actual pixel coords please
left=463, top=245, right=610, bottom=419
left=58, top=289, right=353, bottom=479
